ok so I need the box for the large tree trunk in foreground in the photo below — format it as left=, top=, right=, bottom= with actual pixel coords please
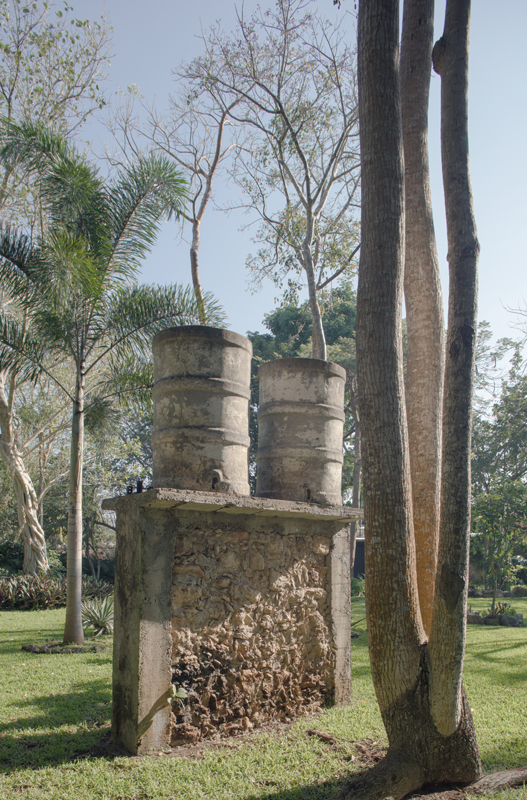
left=63, top=370, right=85, bottom=644
left=0, top=370, right=48, bottom=575
left=401, top=0, right=445, bottom=637
left=335, top=2, right=480, bottom=798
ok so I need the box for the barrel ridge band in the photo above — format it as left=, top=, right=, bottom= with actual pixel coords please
left=257, top=400, right=345, bottom=421
left=256, top=445, right=344, bottom=463
left=153, top=375, right=251, bottom=400
left=152, top=426, right=250, bottom=447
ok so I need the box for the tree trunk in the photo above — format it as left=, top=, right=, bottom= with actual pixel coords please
left=401, top=0, right=445, bottom=636
left=303, top=241, right=327, bottom=361
left=348, top=376, right=361, bottom=572
left=38, top=431, right=45, bottom=527
left=190, top=219, right=207, bottom=324
left=428, top=0, right=479, bottom=736
left=336, top=2, right=481, bottom=797
left=63, top=368, right=85, bottom=644
left=0, top=370, right=48, bottom=575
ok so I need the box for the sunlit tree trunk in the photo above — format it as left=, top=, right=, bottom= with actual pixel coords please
left=401, top=0, right=445, bottom=635
left=0, top=370, right=48, bottom=575
left=63, top=365, right=85, bottom=644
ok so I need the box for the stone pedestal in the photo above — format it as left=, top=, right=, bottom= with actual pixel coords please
left=104, top=489, right=360, bottom=754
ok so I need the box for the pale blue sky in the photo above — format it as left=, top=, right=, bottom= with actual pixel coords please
left=73, top=0, right=527, bottom=344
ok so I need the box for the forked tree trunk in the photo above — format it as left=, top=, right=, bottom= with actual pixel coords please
left=0, top=370, right=48, bottom=575
left=401, top=0, right=445, bottom=635
left=63, top=369, right=85, bottom=644
left=336, top=2, right=481, bottom=797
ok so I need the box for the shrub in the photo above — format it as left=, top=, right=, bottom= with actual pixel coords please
left=0, top=539, right=24, bottom=575
left=0, top=575, right=113, bottom=610
left=81, top=595, right=114, bottom=636
left=351, top=575, right=365, bottom=596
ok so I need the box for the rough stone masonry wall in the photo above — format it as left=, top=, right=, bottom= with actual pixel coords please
left=105, top=489, right=355, bottom=754
left=171, top=517, right=339, bottom=744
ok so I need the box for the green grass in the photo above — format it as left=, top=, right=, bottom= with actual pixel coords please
left=0, top=601, right=526, bottom=799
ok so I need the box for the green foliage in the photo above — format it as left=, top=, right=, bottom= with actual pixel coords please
left=471, top=480, right=527, bottom=592
left=0, top=574, right=112, bottom=610
left=471, top=339, right=527, bottom=597
left=350, top=575, right=365, bottom=597
left=0, top=538, right=24, bottom=574
left=0, top=0, right=110, bottom=223
left=81, top=594, right=114, bottom=636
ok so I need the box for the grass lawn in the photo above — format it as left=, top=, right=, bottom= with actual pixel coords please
left=0, top=599, right=526, bottom=799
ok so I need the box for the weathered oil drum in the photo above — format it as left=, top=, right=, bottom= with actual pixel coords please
left=152, top=326, right=252, bottom=495
left=256, top=358, right=346, bottom=505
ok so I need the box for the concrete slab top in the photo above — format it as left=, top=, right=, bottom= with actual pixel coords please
left=102, top=488, right=363, bottom=522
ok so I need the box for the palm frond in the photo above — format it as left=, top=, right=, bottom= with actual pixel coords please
left=92, top=355, right=154, bottom=412
left=0, top=120, right=112, bottom=265
left=84, top=396, right=123, bottom=434
left=106, top=153, right=189, bottom=275
left=0, top=315, right=67, bottom=389
left=0, top=221, right=35, bottom=273
left=0, top=222, right=41, bottom=301
left=0, top=119, right=71, bottom=174
left=40, top=154, right=110, bottom=249
left=84, top=283, right=225, bottom=372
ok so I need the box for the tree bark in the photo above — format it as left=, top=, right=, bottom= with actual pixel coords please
left=429, top=0, right=479, bottom=736
left=63, top=367, right=85, bottom=644
left=337, top=2, right=481, bottom=797
left=401, top=0, right=445, bottom=636
left=190, top=219, right=207, bottom=323
left=303, top=237, right=327, bottom=361
left=0, top=370, right=48, bottom=575
left=348, top=376, right=361, bottom=571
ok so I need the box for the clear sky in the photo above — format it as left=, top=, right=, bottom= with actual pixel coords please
left=72, top=0, right=527, bottom=344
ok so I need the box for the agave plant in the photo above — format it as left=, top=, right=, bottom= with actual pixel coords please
left=81, top=595, right=114, bottom=636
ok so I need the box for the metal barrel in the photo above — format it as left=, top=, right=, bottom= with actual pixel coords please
left=152, top=326, right=252, bottom=495
left=255, top=358, right=346, bottom=505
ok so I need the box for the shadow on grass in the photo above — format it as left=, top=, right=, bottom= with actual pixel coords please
left=0, top=677, right=111, bottom=732
left=480, top=737, right=527, bottom=773
left=0, top=678, right=112, bottom=770
left=467, top=639, right=527, bottom=686
left=0, top=724, right=112, bottom=771
left=240, top=776, right=349, bottom=800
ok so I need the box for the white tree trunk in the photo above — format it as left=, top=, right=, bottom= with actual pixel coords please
left=0, top=370, right=48, bottom=575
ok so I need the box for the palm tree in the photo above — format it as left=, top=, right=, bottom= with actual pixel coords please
left=0, top=122, right=223, bottom=642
